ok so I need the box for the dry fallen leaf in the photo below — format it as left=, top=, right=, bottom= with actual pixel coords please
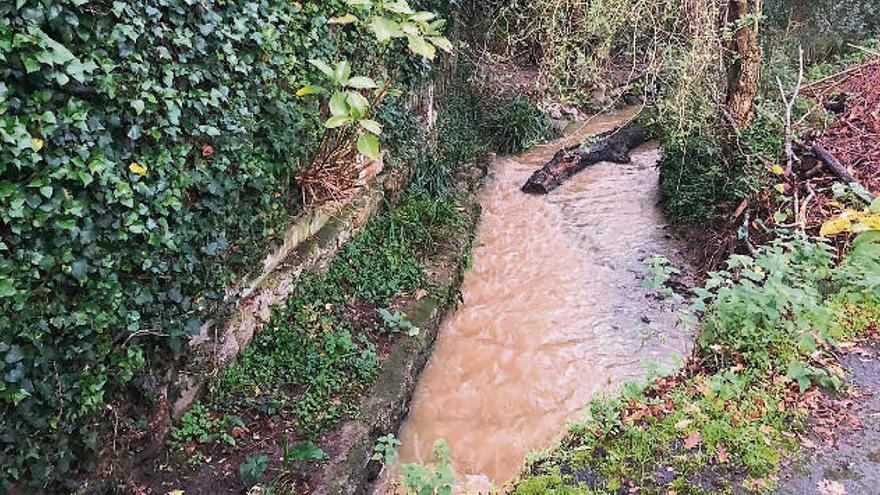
left=716, top=444, right=729, bottom=463
left=683, top=431, right=702, bottom=450
left=674, top=419, right=692, bottom=430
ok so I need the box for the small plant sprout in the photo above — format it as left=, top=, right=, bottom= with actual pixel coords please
left=372, top=433, right=402, bottom=465
left=378, top=308, right=419, bottom=336
left=641, top=254, right=681, bottom=299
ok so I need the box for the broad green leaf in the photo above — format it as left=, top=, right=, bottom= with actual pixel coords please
left=346, top=92, right=370, bottom=117
left=410, top=11, right=436, bottom=22
left=328, top=14, right=358, bottom=25
left=292, top=441, right=328, bottom=461
left=359, top=119, right=383, bottom=135
left=430, top=36, right=453, bottom=53
left=400, top=22, right=420, bottom=36
left=296, top=85, right=324, bottom=96
left=369, top=17, right=402, bottom=42
left=345, top=0, right=373, bottom=6
left=131, top=99, right=145, bottom=115
left=325, top=115, right=351, bottom=128
left=407, top=35, right=435, bottom=60
left=386, top=0, right=414, bottom=14
left=329, top=92, right=349, bottom=117
left=309, top=59, right=334, bottom=79
left=333, top=61, right=352, bottom=84
left=347, top=76, right=377, bottom=89
left=357, top=133, right=381, bottom=160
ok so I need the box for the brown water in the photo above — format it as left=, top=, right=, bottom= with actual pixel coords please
left=382, top=109, right=691, bottom=492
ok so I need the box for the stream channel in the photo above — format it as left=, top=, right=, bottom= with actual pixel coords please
left=379, top=108, right=693, bottom=492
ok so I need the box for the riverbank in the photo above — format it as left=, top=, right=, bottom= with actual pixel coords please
left=509, top=57, right=880, bottom=495
left=120, top=85, right=492, bottom=494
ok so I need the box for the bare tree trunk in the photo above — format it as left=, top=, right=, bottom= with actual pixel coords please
left=725, top=0, right=763, bottom=129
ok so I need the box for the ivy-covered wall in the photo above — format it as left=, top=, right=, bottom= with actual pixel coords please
left=0, top=0, right=452, bottom=489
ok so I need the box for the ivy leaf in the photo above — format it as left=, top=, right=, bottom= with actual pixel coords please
left=131, top=99, right=145, bottom=115
left=31, top=138, right=45, bottom=152
left=357, top=133, right=380, bottom=160
left=129, top=162, right=148, bottom=176
left=0, top=278, right=16, bottom=298
left=39, top=185, right=53, bottom=198
left=369, top=17, right=402, bottom=42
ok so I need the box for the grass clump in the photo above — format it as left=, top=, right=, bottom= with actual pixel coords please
left=484, top=95, right=559, bottom=155
left=514, top=233, right=880, bottom=494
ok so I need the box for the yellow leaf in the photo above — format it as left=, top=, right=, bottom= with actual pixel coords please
left=32, top=138, right=45, bottom=152
left=827, top=200, right=843, bottom=209
left=821, top=216, right=853, bottom=237
left=129, top=162, right=147, bottom=176
left=771, top=164, right=784, bottom=175
left=774, top=183, right=786, bottom=194
left=857, top=214, right=880, bottom=231
left=167, top=490, right=184, bottom=495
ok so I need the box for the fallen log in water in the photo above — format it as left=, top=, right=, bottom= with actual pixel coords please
left=521, top=120, right=648, bottom=194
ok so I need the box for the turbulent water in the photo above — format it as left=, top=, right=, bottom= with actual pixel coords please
left=380, top=108, right=692, bottom=492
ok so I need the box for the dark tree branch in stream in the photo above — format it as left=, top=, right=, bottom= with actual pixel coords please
left=811, top=143, right=877, bottom=200
left=521, top=121, right=648, bottom=194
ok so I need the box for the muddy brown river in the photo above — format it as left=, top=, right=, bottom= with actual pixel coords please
left=379, top=109, right=692, bottom=492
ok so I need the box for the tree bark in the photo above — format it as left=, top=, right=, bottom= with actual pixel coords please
left=725, top=0, right=763, bottom=129
left=521, top=121, right=647, bottom=194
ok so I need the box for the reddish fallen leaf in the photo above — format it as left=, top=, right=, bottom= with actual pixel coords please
left=202, top=144, right=214, bottom=157
left=716, top=444, right=729, bottom=463
left=684, top=431, right=702, bottom=450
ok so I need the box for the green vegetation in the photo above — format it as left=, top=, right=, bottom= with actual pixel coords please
left=514, top=232, right=880, bottom=493
left=484, top=96, right=559, bottom=155
left=0, top=0, right=457, bottom=487
left=401, top=441, right=457, bottom=495
left=166, top=82, right=489, bottom=477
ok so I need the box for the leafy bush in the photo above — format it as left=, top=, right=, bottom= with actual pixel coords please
left=0, top=0, right=452, bottom=488
left=484, top=96, right=558, bottom=155
left=657, top=101, right=778, bottom=225
left=515, top=233, right=880, bottom=493
left=695, top=232, right=880, bottom=372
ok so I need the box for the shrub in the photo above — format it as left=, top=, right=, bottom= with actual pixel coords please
left=0, top=0, right=451, bottom=488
